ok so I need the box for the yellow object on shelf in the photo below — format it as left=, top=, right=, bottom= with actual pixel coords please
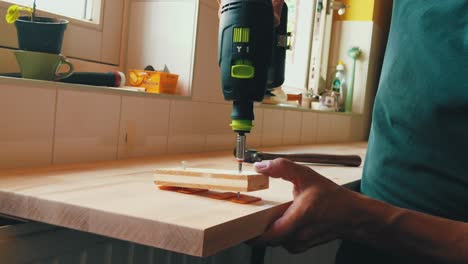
left=127, top=69, right=178, bottom=94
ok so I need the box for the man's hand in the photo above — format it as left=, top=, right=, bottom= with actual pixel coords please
left=254, top=159, right=468, bottom=263
left=272, top=0, right=285, bottom=27
left=253, top=158, right=356, bottom=253
left=217, top=0, right=285, bottom=26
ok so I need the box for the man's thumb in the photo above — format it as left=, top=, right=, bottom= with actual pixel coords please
left=254, top=158, right=314, bottom=186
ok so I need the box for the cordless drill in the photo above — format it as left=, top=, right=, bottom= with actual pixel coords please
left=218, top=0, right=288, bottom=172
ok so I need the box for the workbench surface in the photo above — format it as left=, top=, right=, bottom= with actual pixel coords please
left=0, top=142, right=367, bottom=257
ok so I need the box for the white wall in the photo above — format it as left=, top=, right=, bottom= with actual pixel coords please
left=125, top=0, right=198, bottom=96
left=328, top=20, right=389, bottom=136
left=0, top=77, right=364, bottom=169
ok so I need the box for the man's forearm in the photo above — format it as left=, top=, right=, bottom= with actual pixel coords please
left=345, top=191, right=468, bottom=263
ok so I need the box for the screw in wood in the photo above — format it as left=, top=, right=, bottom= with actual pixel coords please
left=181, top=161, right=187, bottom=170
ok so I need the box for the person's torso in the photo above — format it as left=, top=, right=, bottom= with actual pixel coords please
left=338, top=1, right=468, bottom=263
left=362, top=0, right=468, bottom=222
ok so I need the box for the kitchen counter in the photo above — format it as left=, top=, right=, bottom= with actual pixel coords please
left=0, top=142, right=367, bottom=257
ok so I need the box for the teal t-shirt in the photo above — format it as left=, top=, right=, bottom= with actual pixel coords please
left=362, top=0, right=468, bottom=221
left=338, top=0, right=467, bottom=262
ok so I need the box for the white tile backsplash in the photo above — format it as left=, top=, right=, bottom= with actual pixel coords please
left=282, top=111, right=303, bottom=145
left=261, top=109, right=285, bottom=147
left=350, top=115, right=366, bottom=141
left=0, top=82, right=365, bottom=168
left=169, top=100, right=231, bottom=136
left=248, top=107, right=264, bottom=148
left=330, top=114, right=352, bottom=143
left=53, top=90, right=121, bottom=164
left=316, top=115, right=331, bottom=143
left=0, top=85, right=56, bottom=168
left=205, top=133, right=235, bottom=152
left=300, top=112, right=318, bottom=144
left=316, top=113, right=352, bottom=143
left=316, top=114, right=333, bottom=143
left=118, top=96, right=170, bottom=159
left=167, top=135, right=206, bottom=155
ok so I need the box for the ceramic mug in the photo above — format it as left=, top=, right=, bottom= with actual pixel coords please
left=14, top=50, right=74, bottom=81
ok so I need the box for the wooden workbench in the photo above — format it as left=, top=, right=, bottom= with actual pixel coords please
left=0, top=142, right=367, bottom=257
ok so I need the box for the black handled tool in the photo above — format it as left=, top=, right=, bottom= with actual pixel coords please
left=235, top=149, right=362, bottom=167
left=1, top=71, right=125, bottom=87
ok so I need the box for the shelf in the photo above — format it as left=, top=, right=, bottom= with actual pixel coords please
left=0, top=76, right=191, bottom=100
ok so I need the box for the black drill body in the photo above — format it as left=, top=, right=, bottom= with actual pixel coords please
left=218, top=0, right=288, bottom=170
left=219, top=0, right=274, bottom=105
left=219, top=0, right=288, bottom=123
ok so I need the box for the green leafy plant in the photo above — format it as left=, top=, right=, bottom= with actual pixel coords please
left=5, top=0, right=37, bottom=24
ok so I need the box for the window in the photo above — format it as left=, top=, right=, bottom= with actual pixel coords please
left=283, top=0, right=342, bottom=96
left=2, top=0, right=98, bottom=22
left=0, top=0, right=124, bottom=65
left=285, top=0, right=297, bottom=57
left=283, top=0, right=316, bottom=93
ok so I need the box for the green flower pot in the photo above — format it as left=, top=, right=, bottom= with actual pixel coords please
left=15, top=16, right=68, bottom=54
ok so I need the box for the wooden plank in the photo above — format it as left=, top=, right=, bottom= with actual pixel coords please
left=0, top=142, right=367, bottom=257
left=154, top=168, right=269, bottom=192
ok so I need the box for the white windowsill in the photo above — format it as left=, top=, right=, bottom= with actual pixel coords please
left=0, top=76, right=192, bottom=100
left=259, top=103, right=363, bottom=116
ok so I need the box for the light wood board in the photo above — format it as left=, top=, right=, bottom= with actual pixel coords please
left=0, top=142, right=367, bottom=257
left=154, top=168, right=269, bottom=192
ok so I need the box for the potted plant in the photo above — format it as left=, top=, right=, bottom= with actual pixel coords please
left=5, top=0, right=68, bottom=54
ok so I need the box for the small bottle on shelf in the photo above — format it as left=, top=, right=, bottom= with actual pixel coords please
left=331, top=60, right=346, bottom=112
left=318, top=60, right=346, bottom=112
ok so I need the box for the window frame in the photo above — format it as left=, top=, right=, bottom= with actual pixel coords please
left=0, top=0, right=124, bottom=65
left=283, top=0, right=337, bottom=97
left=1, top=0, right=102, bottom=26
left=283, top=0, right=316, bottom=92
left=308, top=0, right=334, bottom=95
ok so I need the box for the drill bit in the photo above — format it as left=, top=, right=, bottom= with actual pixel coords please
left=235, top=133, right=246, bottom=173
left=235, top=132, right=246, bottom=199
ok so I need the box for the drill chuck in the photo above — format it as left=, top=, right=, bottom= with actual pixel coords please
left=230, top=101, right=254, bottom=133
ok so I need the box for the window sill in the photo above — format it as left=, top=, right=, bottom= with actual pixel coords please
left=0, top=76, right=192, bottom=100
left=259, top=102, right=363, bottom=117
